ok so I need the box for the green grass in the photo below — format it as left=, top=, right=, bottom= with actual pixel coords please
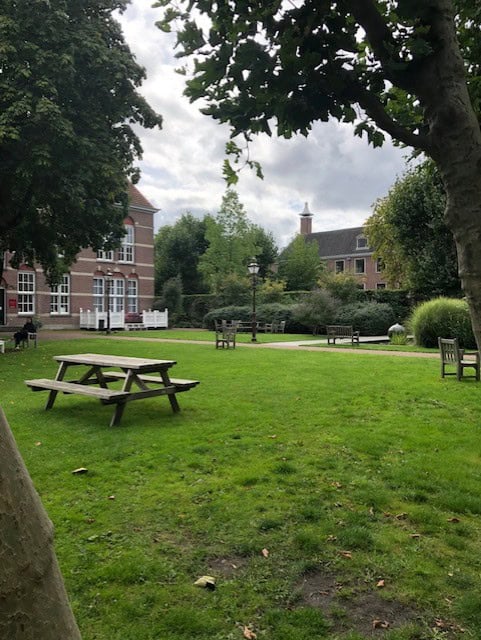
left=2, top=337, right=480, bottom=639
left=115, top=328, right=320, bottom=343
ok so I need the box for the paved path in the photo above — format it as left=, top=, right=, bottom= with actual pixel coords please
left=37, top=330, right=438, bottom=359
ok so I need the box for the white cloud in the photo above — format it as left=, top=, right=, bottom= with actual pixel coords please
left=118, top=1, right=410, bottom=249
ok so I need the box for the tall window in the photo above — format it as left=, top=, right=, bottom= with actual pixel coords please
left=335, top=260, right=345, bottom=273
left=118, top=224, right=134, bottom=263
left=127, top=279, right=138, bottom=312
left=18, top=272, right=35, bottom=314
left=111, top=278, right=125, bottom=312
left=93, top=277, right=105, bottom=311
left=355, top=258, right=365, bottom=274
left=50, top=275, right=70, bottom=315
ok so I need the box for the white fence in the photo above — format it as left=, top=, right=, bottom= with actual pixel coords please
left=79, top=309, right=168, bottom=330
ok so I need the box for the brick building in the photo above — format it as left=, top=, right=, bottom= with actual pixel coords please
left=299, top=204, right=386, bottom=290
left=0, top=184, right=157, bottom=329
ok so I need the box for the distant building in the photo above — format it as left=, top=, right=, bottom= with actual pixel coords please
left=299, top=204, right=386, bottom=290
left=0, top=183, right=157, bottom=329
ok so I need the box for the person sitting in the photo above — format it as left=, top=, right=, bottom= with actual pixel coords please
left=14, top=319, right=37, bottom=350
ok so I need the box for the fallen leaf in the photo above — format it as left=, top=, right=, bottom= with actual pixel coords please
left=268, top=435, right=277, bottom=438
left=243, top=626, right=257, bottom=639
left=72, top=467, right=88, bottom=474
left=368, top=506, right=375, bottom=516
left=194, top=575, right=216, bottom=590
left=331, top=481, right=342, bottom=488
left=395, top=512, right=408, bottom=520
left=339, top=550, right=352, bottom=559
left=326, top=535, right=337, bottom=542
left=372, top=619, right=390, bottom=629
left=85, top=517, right=95, bottom=524
left=108, top=495, right=116, bottom=500
left=35, top=441, right=42, bottom=446
left=376, top=579, right=385, bottom=588
left=447, top=517, right=460, bottom=523
left=410, top=533, right=421, bottom=539
left=261, top=548, right=269, bottom=558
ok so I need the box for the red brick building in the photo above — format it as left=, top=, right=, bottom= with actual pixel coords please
left=0, top=184, right=157, bottom=329
left=299, top=204, right=386, bottom=290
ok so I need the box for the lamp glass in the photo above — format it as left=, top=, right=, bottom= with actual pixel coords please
left=247, top=259, right=259, bottom=275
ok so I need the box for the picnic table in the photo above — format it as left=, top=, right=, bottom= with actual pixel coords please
left=25, top=353, right=199, bottom=427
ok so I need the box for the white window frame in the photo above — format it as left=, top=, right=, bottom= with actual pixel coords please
left=118, top=224, right=134, bottom=263
left=354, top=258, right=365, bottom=274
left=127, top=279, right=138, bottom=313
left=93, top=277, right=105, bottom=312
left=97, top=248, right=114, bottom=261
left=356, top=235, right=368, bottom=250
left=18, top=272, right=35, bottom=315
left=111, top=278, right=125, bottom=312
left=335, top=260, right=345, bottom=274
left=50, top=274, right=70, bottom=315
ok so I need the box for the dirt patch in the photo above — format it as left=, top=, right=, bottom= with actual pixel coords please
left=298, top=571, right=420, bottom=636
left=206, top=556, right=249, bottom=579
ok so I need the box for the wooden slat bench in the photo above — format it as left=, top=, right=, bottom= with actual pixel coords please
left=326, top=325, right=360, bottom=346
left=25, top=379, right=131, bottom=404
left=100, top=371, right=200, bottom=391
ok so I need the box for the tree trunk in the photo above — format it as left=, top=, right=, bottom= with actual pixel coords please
left=0, top=406, right=82, bottom=639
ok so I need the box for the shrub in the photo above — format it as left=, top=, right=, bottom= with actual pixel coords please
left=363, top=289, right=414, bottom=323
left=319, top=272, right=363, bottom=304
left=409, top=297, right=475, bottom=348
left=154, top=276, right=183, bottom=326
left=334, top=301, right=396, bottom=336
left=217, top=273, right=251, bottom=306
left=203, top=303, right=304, bottom=332
left=257, top=278, right=286, bottom=304
left=292, top=289, right=337, bottom=334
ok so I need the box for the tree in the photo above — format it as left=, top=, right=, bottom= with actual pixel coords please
left=365, top=161, right=461, bottom=297
left=155, top=1, right=481, bottom=348
left=0, top=0, right=162, bottom=284
left=249, top=224, right=278, bottom=279
left=278, top=235, right=322, bottom=291
left=199, top=189, right=258, bottom=292
left=293, top=289, right=337, bottom=335
left=0, top=408, right=81, bottom=639
left=154, top=214, right=209, bottom=295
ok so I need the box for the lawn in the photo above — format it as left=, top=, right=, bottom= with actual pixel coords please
left=2, top=337, right=481, bottom=639
left=115, top=328, right=320, bottom=343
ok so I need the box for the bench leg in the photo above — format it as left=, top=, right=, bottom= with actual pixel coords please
left=110, top=401, right=127, bottom=427
left=160, top=371, right=180, bottom=413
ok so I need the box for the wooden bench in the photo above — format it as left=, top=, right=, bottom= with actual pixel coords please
left=326, top=325, right=360, bottom=345
left=438, top=337, right=480, bottom=381
left=25, top=379, right=131, bottom=403
left=99, top=371, right=200, bottom=390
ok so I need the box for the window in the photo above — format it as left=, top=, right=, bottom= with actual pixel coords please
left=127, top=279, right=138, bottom=312
left=356, top=236, right=368, bottom=249
left=97, top=248, right=114, bottom=261
left=93, top=277, right=105, bottom=312
left=18, top=271, right=35, bottom=314
left=118, top=224, right=134, bottom=263
left=354, top=258, right=365, bottom=274
left=111, top=278, right=125, bottom=312
left=376, top=258, right=384, bottom=273
left=376, top=283, right=387, bottom=290
left=50, top=275, right=70, bottom=315
left=335, top=260, right=345, bottom=273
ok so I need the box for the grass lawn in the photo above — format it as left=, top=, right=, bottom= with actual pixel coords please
left=115, top=328, right=321, bottom=343
left=2, top=337, right=481, bottom=639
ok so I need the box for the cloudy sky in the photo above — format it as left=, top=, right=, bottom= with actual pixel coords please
left=118, top=1, right=412, bottom=249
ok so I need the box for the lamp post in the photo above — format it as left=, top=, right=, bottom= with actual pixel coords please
left=247, top=258, right=259, bottom=343
left=105, top=269, right=113, bottom=335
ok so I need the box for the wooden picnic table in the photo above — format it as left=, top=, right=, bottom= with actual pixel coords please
left=25, top=353, right=199, bottom=427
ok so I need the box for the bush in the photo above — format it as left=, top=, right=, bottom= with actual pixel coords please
left=292, top=289, right=337, bottom=334
left=154, top=276, right=183, bottom=326
left=334, top=301, right=396, bottom=336
left=363, top=289, right=415, bottom=323
left=409, top=297, right=475, bottom=348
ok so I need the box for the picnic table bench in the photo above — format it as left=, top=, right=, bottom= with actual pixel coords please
left=326, top=325, right=360, bottom=346
left=25, top=353, right=199, bottom=427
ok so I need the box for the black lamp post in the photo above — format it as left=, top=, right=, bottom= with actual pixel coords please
left=247, top=258, right=259, bottom=343
left=105, top=269, right=113, bottom=335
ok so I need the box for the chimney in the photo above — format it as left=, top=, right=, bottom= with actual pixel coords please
left=299, top=202, right=313, bottom=235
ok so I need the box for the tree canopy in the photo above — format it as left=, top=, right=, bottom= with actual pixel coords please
left=155, top=0, right=481, bottom=348
left=366, top=161, right=461, bottom=297
left=0, top=0, right=162, bottom=284
left=277, top=235, right=322, bottom=291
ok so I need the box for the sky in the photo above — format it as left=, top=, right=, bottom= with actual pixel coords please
left=118, top=1, right=412, bottom=249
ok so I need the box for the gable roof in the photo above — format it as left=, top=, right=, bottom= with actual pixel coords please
left=306, top=226, right=373, bottom=258
left=128, top=183, right=158, bottom=212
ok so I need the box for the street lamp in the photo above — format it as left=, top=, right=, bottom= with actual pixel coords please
left=105, top=269, right=113, bottom=335
left=247, top=258, right=260, bottom=343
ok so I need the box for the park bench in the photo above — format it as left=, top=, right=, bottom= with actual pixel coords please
left=326, top=325, right=360, bottom=346
left=438, top=337, right=480, bottom=381
left=215, top=325, right=237, bottom=349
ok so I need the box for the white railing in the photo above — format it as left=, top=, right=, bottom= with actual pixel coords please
left=79, top=308, right=168, bottom=330
left=142, top=309, right=168, bottom=328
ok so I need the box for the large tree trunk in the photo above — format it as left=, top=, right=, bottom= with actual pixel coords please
left=0, top=406, right=82, bottom=639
